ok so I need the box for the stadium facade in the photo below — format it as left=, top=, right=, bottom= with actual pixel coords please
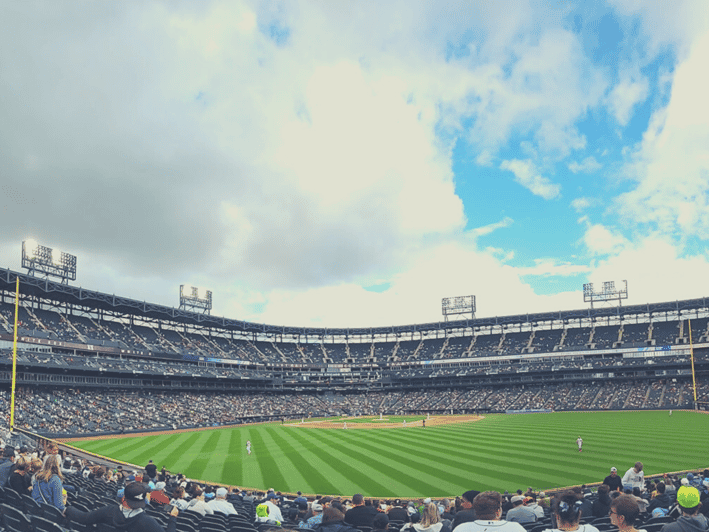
left=1, top=267, right=708, bottom=437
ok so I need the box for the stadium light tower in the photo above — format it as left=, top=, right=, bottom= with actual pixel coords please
left=21, top=239, right=77, bottom=284
left=179, top=285, right=213, bottom=314
left=583, top=280, right=628, bottom=309
left=442, top=295, right=476, bottom=322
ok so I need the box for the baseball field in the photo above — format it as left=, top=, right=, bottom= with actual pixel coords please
left=66, top=410, right=707, bottom=498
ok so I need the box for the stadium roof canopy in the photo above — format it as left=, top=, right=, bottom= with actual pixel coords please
left=2, top=267, right=708, bottom=339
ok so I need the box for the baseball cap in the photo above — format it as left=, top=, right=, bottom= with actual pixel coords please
left=511, top=495, right=525, bottom=504
left=677, top=486, right=701, bottom=509
left=267, top=492, right=278, bottom=500
left=681, top=478, right=690, bottom=486
left=312, top=503, right=323, bottom=512
left=611, top=467, right=617, bottom=472
left=216, top=487, right=228, bottom=498
left=124, top=482, right=148, bottom=509
left=3, top=447, right=15, bottom=458
left=156, top=482, right=166, bottom=491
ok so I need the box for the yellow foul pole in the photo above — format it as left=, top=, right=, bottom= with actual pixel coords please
left=10, top=277, right=19, bottom=428
left=688, top=318, right=697, bottom=407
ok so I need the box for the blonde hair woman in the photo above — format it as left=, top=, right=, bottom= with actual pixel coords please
left=32, top=454, right=66, bottom=513
left=410, top=502, right=451, bottom=532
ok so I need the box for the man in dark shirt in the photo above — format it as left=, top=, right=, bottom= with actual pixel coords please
left=144, top=460, right=158, bottom=483
left=0, top=447, right=16, bottom=487
left=345, top=494, right=378, bottom=528
left=604, top=467, right=624, bottom=492
left=66, top=481, right=178, bottom=532
left=451, top=490, right=479, bottom=530
left=388, top=500, right=409, bottom=523
left=648, top=482, right=673, bottom=514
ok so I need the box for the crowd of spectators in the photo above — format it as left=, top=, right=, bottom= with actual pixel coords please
left=0, top=378, right=700, bottom=436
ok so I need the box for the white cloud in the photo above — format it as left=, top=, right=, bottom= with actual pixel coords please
left=468, top=217, right=514, bottom=238
left=607, top=69, right=649, bottom=126
left=615, top=31, right=709, bottom=239
left=568, top=156, right=602, bottom=174
left=582, top=223, right=629, bottom=256
left=517, top=258, right=590, bottom=277
left=500, top=159, right=561, bottom=199
left=571, top=197, right=593, bottom=212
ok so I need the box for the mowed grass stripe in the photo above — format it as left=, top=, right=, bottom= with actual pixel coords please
left=184, top=430, right=225, bottom=481
left=315, top=427, right=442, bottom=497
left=221, top=429, right=243, bottom=486
left=249, top=430, right=288, bottom=491
left=281, top=427, right=361, bottom=494
left=360, top=426, right=516, bottom=492
left=329, top=427, right=475, bottom=495
left=155, top=432, right=203, bottom=474
left=291, top=427, right=400, bottom=496
left=368, top=424, right=573, bottom=490
left=265, top=427, right=339, bottom=495
left=130, top=434, right=183, bottom=466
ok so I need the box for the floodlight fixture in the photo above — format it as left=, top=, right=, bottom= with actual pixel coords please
left=21, top=239, right=77, bottom=284
left=442, top=295, right=476, bottom=322
left=179, top=284, right=213, bottom=314
left=583, top=279, right=628, bottom=309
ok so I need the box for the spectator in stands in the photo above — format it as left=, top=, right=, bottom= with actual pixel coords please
left=66, top=480, right=178, bottom=532
left=451, top=491, right=479, bottom=530
left=32, top=454, right=66, bottom=513
left=622, top=462, right=645, bottom=492
left=454, top=491, right=525, bottom=532
left=648, top=482, right=672, bottom=514
left=609, top=494, right=643, bottom=532
left=301, top=503, right=324, bottom=529
left=544, top=491, right=599, bottom=532
left=149, top=482, right=171, bottom=508
left=8, top=457, right=32, bottom=496
left=169, top=486, right=189, bottom=510
left=294, top=491, right=308, bottom=510
left=407, top=502, right=450, bottom=532
left=257, top=492, right=284, bottom=525
left=525, top=497, right=544, bottom=520
left=572, top=487, right=593, bottom=520
left=207, top=487, right=237, bottom=515
left=604, top=467, right=624, bottom=492
left=441, top=499, right=455, bottom=521
left=345, top=493, right=379, bottom=528
left=373, top=513, right=390, bottom=532
left=186, top=486, right=213, bottom=516
left=538, top=493, right=549, bottom=509
left=592, top=485, right=612, bottom=518
left=506, top=496, right=537, bottom=524
left=317, top=506, right=359, bottom=532
left=145, top=460, right=158, bottom=483
left=661, top=487, right=708, bottom=532
left=0, top=446, right=16, bottom=486
left=389, top=499, right=410, bottom=523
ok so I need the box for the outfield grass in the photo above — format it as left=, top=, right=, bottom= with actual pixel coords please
left=69, top=410, right=707, bottom=498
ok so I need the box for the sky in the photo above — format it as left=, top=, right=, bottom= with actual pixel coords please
left=1, top=1, right=709, bottom=329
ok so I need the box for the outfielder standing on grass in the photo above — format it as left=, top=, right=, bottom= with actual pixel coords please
left=577, top=436, right=583, bottom=453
